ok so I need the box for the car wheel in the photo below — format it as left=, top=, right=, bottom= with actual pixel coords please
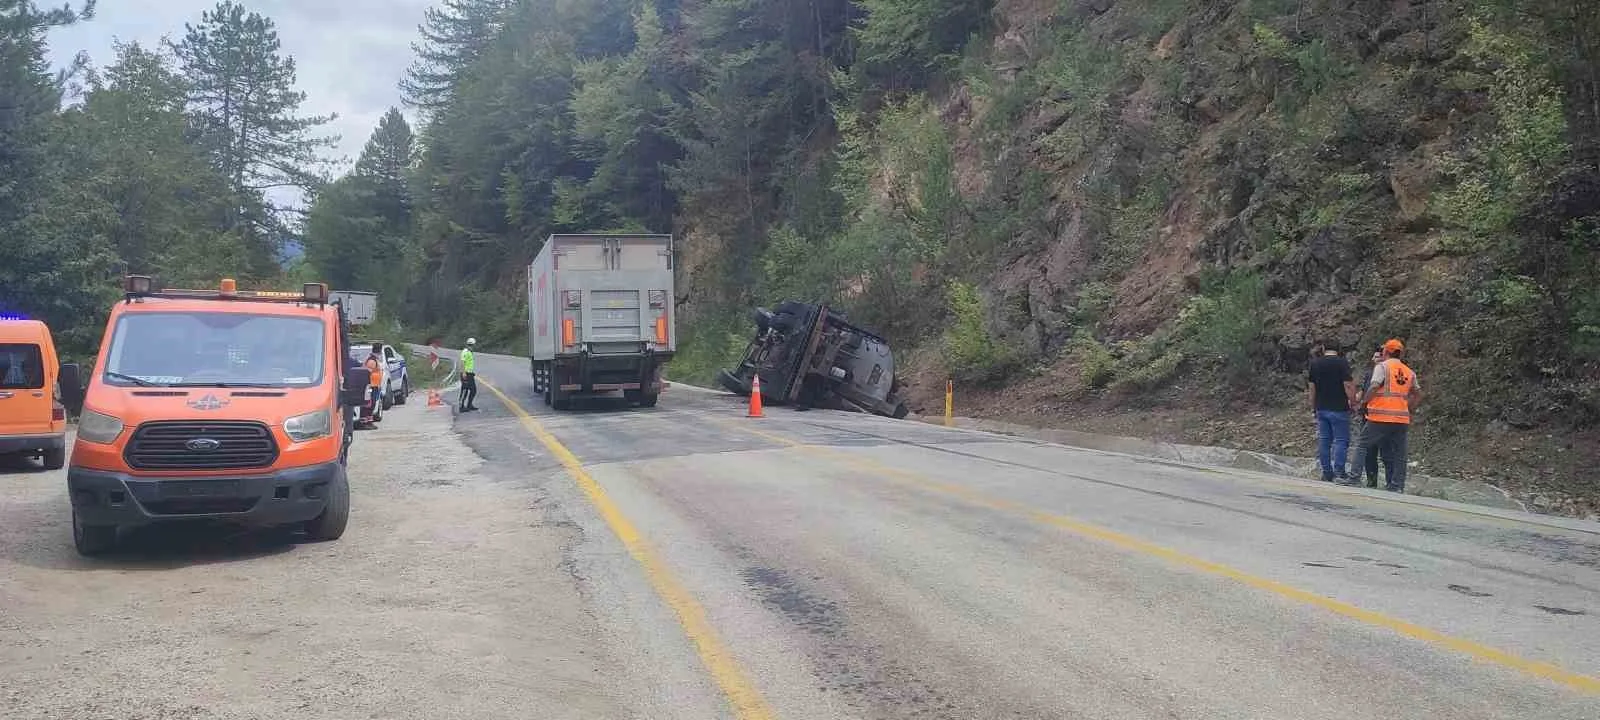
left=72, top=510, right=117, bottom=557
left=42, top=447, right=66, bottom=470
left=395, top=377, right=409, bottom=405
left=381, top=389, right=394, bottom=411
left=304, top=472, right=350, bottom=542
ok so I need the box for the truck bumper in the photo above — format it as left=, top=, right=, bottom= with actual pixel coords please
left=67, top=462, right=344, bottom=528
left=554, top=352, right=671, bottom=393
left=0, top=433, right=65, bottom=454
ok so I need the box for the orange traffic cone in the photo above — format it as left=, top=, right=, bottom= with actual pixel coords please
left=747, top=375, right=764, bottom=418
left=426, top=388, right=443, bottom=409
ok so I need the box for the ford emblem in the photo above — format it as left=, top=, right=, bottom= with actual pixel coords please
left=186, top=438, right=222, bottom=452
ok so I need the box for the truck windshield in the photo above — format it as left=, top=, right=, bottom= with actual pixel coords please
left=103, top=312, right=325, bottom=388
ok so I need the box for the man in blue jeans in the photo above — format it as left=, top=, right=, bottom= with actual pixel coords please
left=1307, top=340, right=1358, bottom=481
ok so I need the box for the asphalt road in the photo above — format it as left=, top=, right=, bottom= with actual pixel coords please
left=450, top=349, right=1600, bottom=719
left=4, top=346, right=1596, bottom=719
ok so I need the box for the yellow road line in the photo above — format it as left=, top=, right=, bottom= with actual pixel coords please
left=714, top=418, right=1600, bottom=695
left=479, top=380, right=776, bottom=719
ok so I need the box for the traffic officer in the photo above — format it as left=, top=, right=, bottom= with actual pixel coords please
left=1353, top=339, right=1420, bottom=492
left=459, top=337, right=478, bottom=412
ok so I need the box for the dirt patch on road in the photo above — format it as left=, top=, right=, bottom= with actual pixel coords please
left=0, top=406, right=627, bottom=719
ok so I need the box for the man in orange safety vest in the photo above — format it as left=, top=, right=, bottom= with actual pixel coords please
left=1353, top=338, right=1420, bottom=492
left=363, top=343, right=384, bottom=423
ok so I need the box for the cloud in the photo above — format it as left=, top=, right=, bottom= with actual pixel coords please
left=47, top=0, right=433, bottom=176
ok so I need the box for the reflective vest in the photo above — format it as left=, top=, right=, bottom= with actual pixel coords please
left=461, top=348, right=475, bottom=374
left=1366, top=359, right=1415, bottom=425
left=365, top=356, right=382, bottom=388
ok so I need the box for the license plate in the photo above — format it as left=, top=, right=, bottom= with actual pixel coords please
left=160, top=480, right=242, bottom=498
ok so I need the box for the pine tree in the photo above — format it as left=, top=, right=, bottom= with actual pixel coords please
left=172, top=0, right=337, bottom=274
left=304, top=108, right=416, bottom=309
left=399, top=0, right=514, bottom=111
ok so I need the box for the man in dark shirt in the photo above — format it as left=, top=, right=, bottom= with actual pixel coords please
left=1308, top=340, right=1357, bottom=482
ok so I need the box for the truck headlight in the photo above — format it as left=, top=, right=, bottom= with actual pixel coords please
left=77, top=409, right=125, bottom=445
left=284, top=409, right=331, bottom=442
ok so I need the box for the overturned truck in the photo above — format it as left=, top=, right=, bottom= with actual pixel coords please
left=718, top=301, right=910, bottom=419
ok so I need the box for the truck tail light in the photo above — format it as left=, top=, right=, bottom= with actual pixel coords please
left=655, top=316, right=668, bottom=344
left=562, top=318, right=575, bottom=347
left=648, top=290, right=666, bottom=308
left=53, top=406, right=66, bottom=422
left=565, top=290, right=582, bottom=308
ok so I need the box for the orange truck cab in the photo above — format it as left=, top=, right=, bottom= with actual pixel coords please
left=0, top=318, right=84, bottom=469
left=66, top=276, right=371, bottom=556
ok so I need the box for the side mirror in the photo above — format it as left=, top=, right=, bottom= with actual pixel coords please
left=58, top=363, right=85, bottom=415
left=341, top=367, right=370, bottom=407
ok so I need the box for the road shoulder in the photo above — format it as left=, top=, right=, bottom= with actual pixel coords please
left=0, top=399, right=630, bottom=720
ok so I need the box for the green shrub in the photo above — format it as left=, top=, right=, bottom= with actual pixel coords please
left=942, top=280, right=1015, bottom=383
left=1108, top=350, right=1185, bottom=395
left=1065, top=332, right=1117, bottom=390
left=1435, top=20, right=1570, bottom=248
left=671, top=312, right=751, bottom=386
left=1177, top=269, right=1273, bottom=385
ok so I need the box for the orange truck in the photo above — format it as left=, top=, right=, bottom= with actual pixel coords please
left=66, top=276, right=370, bottom=556
left=0, top=317, right=84, bottom=469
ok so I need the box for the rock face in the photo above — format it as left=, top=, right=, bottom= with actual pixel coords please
left=903, top=0, right=1600, bottom=507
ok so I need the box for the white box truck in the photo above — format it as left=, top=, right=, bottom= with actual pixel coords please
left=527, top=234, right=675, bottom=409
left=329, top=290, right=377, bottom=326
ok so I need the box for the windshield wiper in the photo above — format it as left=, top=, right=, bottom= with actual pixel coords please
left=104, top=372, right=164, bottom=387
left=170, top=381, right=284, bottom=388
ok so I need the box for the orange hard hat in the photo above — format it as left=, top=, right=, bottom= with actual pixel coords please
left=1383, top=338, right=1405, bottom=353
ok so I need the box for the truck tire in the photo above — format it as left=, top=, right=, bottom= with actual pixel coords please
left=72, top=510, right=116, bottom=557
left=638, top=392, right=659, bottom=408
left=304, top=472, right=350, bottom=542
left=42, top=447, right=65, bottom=470
left=717, top=369, right=750, bottom=396
left=891, top=402, right=910, bottom=419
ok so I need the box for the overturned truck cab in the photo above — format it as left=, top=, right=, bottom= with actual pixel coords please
left=718, top=301, right=909, bottom=419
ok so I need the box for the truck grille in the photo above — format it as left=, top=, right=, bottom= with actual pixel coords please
left=124, top=421, right=279, bottom=471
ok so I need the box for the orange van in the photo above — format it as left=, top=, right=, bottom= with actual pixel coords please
left=0, top=318, right=84, bottom=469
left=66, top=276, right=370, bottom=556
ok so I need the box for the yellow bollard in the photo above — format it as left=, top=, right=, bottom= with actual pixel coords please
left=944, top=379, right=954, bottom=427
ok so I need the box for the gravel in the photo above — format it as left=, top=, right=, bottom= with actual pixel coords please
left=0, top=403, right=627, bottom=720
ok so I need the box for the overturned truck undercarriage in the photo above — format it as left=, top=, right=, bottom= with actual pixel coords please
left=718, top=301, right=910, bottom=419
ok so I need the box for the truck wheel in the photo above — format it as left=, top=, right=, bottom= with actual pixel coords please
left=717, top=369, right=750, bottom=396
left=891, top=402, right=910, bottom=419
left=304, top=472, right=350, bottom=542
left=638, top=392, right=659, bottom=408
left=42, top=447, right=65, bottom=470
left=72, top=510, right=116, bottom=557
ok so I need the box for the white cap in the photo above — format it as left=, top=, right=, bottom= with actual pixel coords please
left=466, top=338, right=477, bottom=346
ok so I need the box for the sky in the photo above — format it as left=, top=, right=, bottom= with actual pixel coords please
left=46, top=0, right=436, bottom=177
